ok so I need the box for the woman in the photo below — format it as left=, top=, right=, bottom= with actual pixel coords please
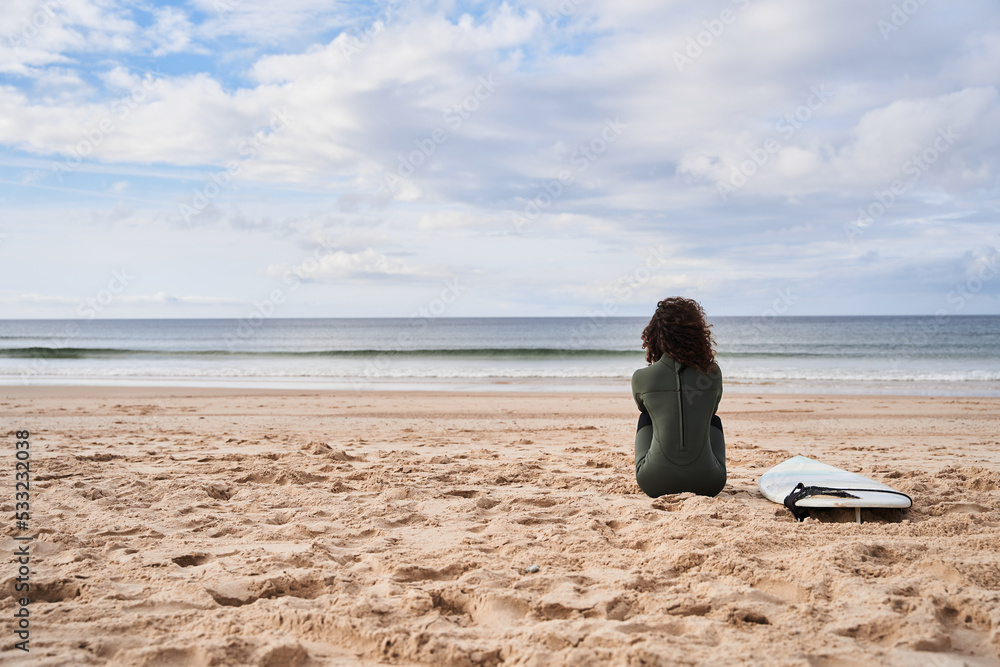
left=631, top=297, right=726, bottom=497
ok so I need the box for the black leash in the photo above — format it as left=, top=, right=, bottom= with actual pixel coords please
left=782, top=483, right=912, bottom=522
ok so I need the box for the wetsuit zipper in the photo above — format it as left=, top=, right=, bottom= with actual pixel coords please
left=676, top=366, right=685, bottom=452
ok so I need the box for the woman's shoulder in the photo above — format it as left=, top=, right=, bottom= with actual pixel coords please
left=694, top=360, right=723, bottom=384
left=631, top=360, right=655, bottom=388
left=632, top=356, right=672, bottom=390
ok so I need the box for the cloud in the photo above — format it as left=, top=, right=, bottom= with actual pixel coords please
left=0, top=0, right=139, bottom=74
left=5, top=0, right=993, bottom=209
left=266, top=248, right=431, bottom=282
left=0, top=292, right=242, bottom=306
left=189, top=0, right=357, bottom=45
left=833, top=87, right=1000, bottom=187
left=1, top=0, right=999, bottom=316
left=147, top=6, right=195, bottom=56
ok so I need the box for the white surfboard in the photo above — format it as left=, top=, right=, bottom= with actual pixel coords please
left=759, top=455, right=912, bottom=523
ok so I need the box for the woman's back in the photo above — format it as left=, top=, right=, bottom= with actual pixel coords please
left=631, top=296, right=726, bottom=498
left=632, top=356, right=725, bottom=497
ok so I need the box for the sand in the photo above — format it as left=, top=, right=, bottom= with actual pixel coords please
left=1, top=387, right=999, bottom=666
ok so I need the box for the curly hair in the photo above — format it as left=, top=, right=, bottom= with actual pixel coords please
left=641, top=297, right=716, bottom=371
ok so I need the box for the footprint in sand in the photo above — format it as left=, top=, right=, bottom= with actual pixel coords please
left=172, top=553, right=212, bottom=567
left=29, top=579, right=83, bottom=603
left=942, top=502, right=989, bottom=515
left=752, top=578, right=812, bottom=604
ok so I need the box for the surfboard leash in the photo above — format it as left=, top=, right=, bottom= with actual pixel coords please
left=782, top=484, right=913, bottom=522
left=783, top=484, right=858, bottom=521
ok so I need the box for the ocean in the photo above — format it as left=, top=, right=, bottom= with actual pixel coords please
left=1, top=316, right=998, bottom=395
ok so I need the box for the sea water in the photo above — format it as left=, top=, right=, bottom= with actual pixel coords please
left=0, top=316, right=997, bottom=395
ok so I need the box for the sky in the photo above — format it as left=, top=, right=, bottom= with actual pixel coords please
left=0, top=0, right=998, bottom=319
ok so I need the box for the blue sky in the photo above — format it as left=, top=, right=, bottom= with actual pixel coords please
left=1, top=0, right=998, bottom=318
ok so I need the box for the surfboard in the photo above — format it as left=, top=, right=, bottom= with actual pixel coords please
left=759, top=455, right=912, bottom=523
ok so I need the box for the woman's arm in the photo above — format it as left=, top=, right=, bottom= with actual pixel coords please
left=634, top=411, right=653, bottom=474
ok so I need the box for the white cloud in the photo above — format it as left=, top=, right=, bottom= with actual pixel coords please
left=0, top=0, right=138, bottom=69
left=147, top=6, right=194, bottom=56
left=416, top=209, right=511, bottom=230
left=3, top=0, right=991, bottom=207
left=774, top=146, right=820, bottom=178
left=0, top=292, right=242, bottom=306
left=189, top=0, right=356, bottom=45
left=126, top=293, right=242, bottom=306
left=266, top=248, right=430, bottom=282
left=832, top=86, right=1000, bottom=187
left=1, top=1, right=999, bottom=316
left=677, top=86, right=1000, bottom=200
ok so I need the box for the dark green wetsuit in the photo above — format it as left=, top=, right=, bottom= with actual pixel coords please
left=631, top=356, right=726, bottom=497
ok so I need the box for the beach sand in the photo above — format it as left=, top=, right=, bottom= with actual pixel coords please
left=2, top=387, right=999, bottom=666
